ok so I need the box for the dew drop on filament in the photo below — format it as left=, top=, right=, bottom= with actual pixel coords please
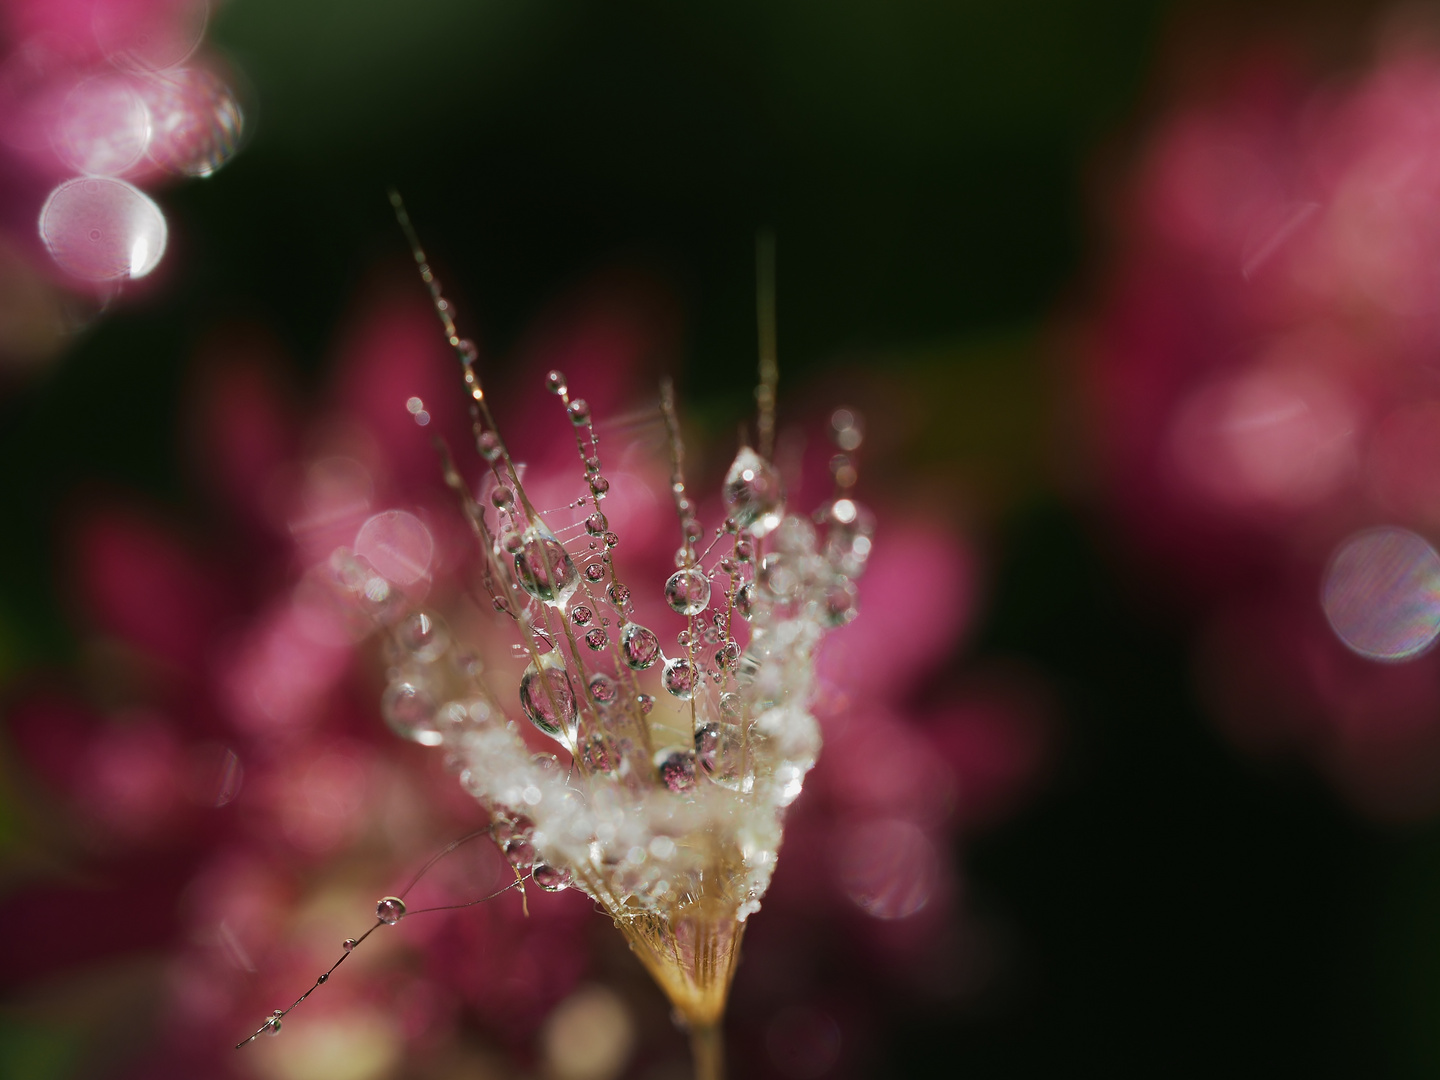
left=621, top=623, right=661, bottom=669
left=533, top=863, right=571, bottom=891
left=656, top=749, right=698, bottom=793
left=375, top=896, right=406, bottom=924
left=519, top=653, right=579, bottom=743
left=514, top=526, right=580, bottom=604
left=665, top=568, right=711, bottom=615
left=662, top=657, right=698, bottom=699
left=722, top=446, right=785, bottom=537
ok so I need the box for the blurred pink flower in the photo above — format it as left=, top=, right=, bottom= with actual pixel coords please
left=1083, top=36, right=1440, bottom=818
left=4, top=255, right=1045, bottom=1077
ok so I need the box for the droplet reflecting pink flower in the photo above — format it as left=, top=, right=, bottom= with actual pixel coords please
left=138, top=66, right=243, bottom=177
left=835, top=818, right=939, bottom=920
left=1323, top=526, right=1440, bottom=661
left=354, top=509, right=434, bottom=586
left=39, top=177, right=166, bottom=281
left=55, top=73, right=151, bottom=176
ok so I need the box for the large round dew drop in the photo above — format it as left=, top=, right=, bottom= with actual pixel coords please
left=39, top=178, right=167, bottom=281
left=140, top=67, right=244, bottom=177
left=519, top=653, right=579, bottom=744
left=354, top=510, right=434, bottom=585
left=1322, top=526, right=1440, bottom=661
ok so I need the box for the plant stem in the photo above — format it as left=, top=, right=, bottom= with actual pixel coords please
left=690, top=1021, right=724, bottom=1080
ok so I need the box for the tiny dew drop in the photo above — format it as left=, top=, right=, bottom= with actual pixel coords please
left=585, top=626, right=608, bottom=650
left=316, top=972, right=329, bottom=984
left=567, top=399, right=591, bottom=425
left=342, top=938, right=358, bottom=951
left=586, top=511, right=608, bottom=536
left=584, top=562, right=605, bottom=582
left=588, top=672, right=618, bottom=704
left=545, top=370, right=568, bottom=395
left=571, top=604, right=593, bottom=626
left=265, top=1011, right=283, bottom=1036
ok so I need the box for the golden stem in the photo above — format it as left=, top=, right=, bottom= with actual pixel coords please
left=690, top=1021, right=724, bottom=1080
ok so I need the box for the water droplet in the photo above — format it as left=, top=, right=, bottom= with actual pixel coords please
left=719, top=691, right=743, bottom=723
left=568, top=399, right=591, bottom=425
left=695, top=720, right=744, bottom=787
left=1323, top=526, right=1440, bottom=660
left=589, top=672, right=618, bottom=704
left=603, top=531, right=620, bottom=548
left=824, top=578, right=860, bottom=627
left=477, top=431, right=502, bottom=461
left=823, top=501, right=877, bottom=578
left=515, top=526, right=580, bottom=604
left=683, top=518, right=704, bottom=544
left=584, top=562, right=606, bottom=582
left=608, top=582, right=631, bottom=608
left=382, top=680, right=443, bottom=746
left=504, top=836, right=536, bottom=869
left=586, top=511, right=608, bottom=536
left=398, top=611, right=449, bottom=662
left=758, top=553, right=800, bottom=601
left=621, top=624, right=661, bottom=669
left=637, top=693, right=655, bottom=714
left=662, top=657, right=698, bottom=699
left=719, top=556, right=738, bottom=575
left=519, top=653, right=579, bottom=742
left=590, top=475, right=611, bottom=497
left=774, top=515, right=817, bottom=555
left=39, top=177, right=167, bottom=282
left=656, top=749, right=697, bottom=793
left=316, top=972, right=329, bottom=984
left=571, top=605, right=593, bottom=626
left=342, top=938, right=358, bottom=951
left=264, top=1013, right=283, bottom=1036
left=735, top=540, right=754, bottom=562
left=665, top=568, right=711, bottom=615
left=533, top=863, right=571, bottom=891
left=138, top=66, right=245, bottom=177
left=491, top=486, right=516, bottom=509
left=735, top=582, right=757, bottom=620
left=584, top=626, right=608, bottom=650
left=677, top=629, right=693, bottom=647
left=722, top=446, right=785, bottom=537
left=56, top=74, right=150, bottom=177
left=546, top=370, right=568, bottom=395
left=376, top=896, right=406, bottom=924
left=581, top=733, right=614, bottom=772
left=356, top=509, right=435, bottom=586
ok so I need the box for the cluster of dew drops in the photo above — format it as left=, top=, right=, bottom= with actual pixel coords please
left=243, top=354, right=874, bottom=1046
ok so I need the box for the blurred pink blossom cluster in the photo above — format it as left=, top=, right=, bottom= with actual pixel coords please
left=1085, top=37, right=1440, bottom=818
left=4, top=260, right=1044, bottom=1076
left=0, top=0, right=243, bottom=300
